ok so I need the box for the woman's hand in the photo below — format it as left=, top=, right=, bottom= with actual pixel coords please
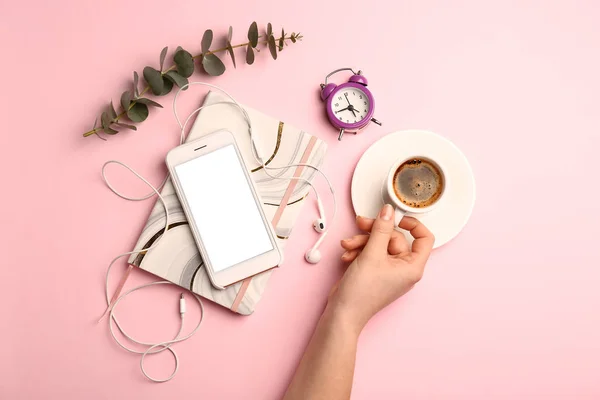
left=328, top=204, right=435, bottom=332
left=283, top=204, right=434, bottom=400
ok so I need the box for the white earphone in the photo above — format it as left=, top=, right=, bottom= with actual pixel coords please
left=313, top=196, right=327, bottom=233
left=305, top=196, right=328, bottom=263
left=305, top=230, right=329, bottom=264
left=99, top=81, right=336, bottom=382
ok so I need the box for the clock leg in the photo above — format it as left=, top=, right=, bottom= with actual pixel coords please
left=338, top=128, right=345, bottom=141
left=371, top=117, right=382, bottom=126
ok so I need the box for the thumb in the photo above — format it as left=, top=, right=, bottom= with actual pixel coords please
left=363, top=204, right=394, bottom=256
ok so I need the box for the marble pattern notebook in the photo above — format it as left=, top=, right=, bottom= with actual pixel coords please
left=127, top=91, right=327, bottom=315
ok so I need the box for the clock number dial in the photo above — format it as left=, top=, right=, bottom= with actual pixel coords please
left=330, top=87, right=370, bottom=124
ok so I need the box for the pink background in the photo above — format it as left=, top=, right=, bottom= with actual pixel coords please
left=1, top=0, right=599, bottom=398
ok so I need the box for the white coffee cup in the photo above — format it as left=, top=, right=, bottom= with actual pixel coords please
left=382, top=156, right=448, bottom=226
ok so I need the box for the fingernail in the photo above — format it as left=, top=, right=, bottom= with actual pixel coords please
left=398, top=215, right=406, bottom=227
left=341, top=251, right=350, bottom=259
left=356, top=215, right=362, bottom=221
left=380, top=204, right=393, bottom=221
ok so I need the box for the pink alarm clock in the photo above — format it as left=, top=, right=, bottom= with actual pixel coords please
left=320, top=68, right=382, bottom=140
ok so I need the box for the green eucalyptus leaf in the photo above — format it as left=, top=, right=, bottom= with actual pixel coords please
left=103, top=126, right=119, bottom=135
left=159, top=46, right=168, bottom=71
left=101, top=112, right=118, bottom=134
left=279, top=36, right=285, bottom=51
left=267, top=23, right=272, bottom=37
left=201, top=29, right=213, bottom=53
left=158, top=76, right=173, bottom=96
left=165, top=70, right=189, bottom=89
left=92, top=117, right=106, bottom=140
left=143, top=66, right=164, bottom=95
left=268, top=35, right=278, bottom=60
left=228, top=26, right=233, bottom=42
left=133, top=71, right=140, bottom=97
left=115, top=122, right=137, bottom=131
left=290, top=33, right=297, bottom=43
left=202, top=53, right=226, bottom=76
left=134, top=97, right=163, bottom=108
left=108, top=101, right=118, bottom=119
left=101, top=111, right=110, bottom=130
left=127, top=102, right=149, bottom=122
left=226, top=42, right=236, bottom=69
left=173, top=48, right=194, bottom=78
left=246, top=43, right=255, bottom=65
left=94, top=130, right=107, bottom=141
left=248, top=21, right=258, bottom=48
left=120, top=91, right=132, bottom=112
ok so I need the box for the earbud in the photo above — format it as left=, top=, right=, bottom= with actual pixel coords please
left=305, top=232, right=328, bottom=264
left=313, top=218, right=326, bottom=233
left=304, top=248, right=322, bottom=264
left=313, top=195, right=327, bottom=233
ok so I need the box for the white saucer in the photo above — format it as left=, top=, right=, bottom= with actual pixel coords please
left=351, top=130, right=476, bottom=248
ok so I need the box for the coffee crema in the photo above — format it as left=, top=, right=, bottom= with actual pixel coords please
left=392, top=158, right=444, bottom=208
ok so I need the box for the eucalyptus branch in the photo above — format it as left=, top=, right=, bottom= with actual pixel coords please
left=83, top=23, right=302, bottom=139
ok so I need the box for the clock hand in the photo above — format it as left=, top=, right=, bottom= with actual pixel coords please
left=344, top=95, right=359, bottom=112
left=345, top=101, right=358, bottom=117
left=335, top=107, right=350, bottom=114
left=344, top=93, right=351, bottom=106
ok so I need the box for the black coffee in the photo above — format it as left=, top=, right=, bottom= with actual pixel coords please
left=392, top=158, right=444, bottom=208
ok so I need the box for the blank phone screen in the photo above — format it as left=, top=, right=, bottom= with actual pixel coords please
left=174, top=144, right=273, bottom=272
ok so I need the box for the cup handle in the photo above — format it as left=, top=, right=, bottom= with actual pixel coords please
left=394, top=207, right=406, bottom=228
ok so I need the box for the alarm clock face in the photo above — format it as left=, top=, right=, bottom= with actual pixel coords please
left=330, top=86, right=371, bottom=126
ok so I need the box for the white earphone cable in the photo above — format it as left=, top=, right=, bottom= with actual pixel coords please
left=100, top=82, right=336, bottom=382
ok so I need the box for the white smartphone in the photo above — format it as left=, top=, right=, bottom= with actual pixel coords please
left=165, top=130, right=282, bottom=289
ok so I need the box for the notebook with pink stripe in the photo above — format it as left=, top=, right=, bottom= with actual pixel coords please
left=127, top=91, right=327, bottom=315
